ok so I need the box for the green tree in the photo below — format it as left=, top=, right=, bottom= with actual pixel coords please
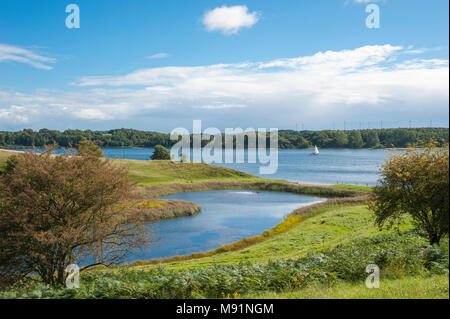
left=366, top=131, right=381, bottom=148
left=334, top=131, right=349, bottom=148
left=151, top=145, right=171, bottom=160
left=369, top=144, right=449, bottom=245
left=348, top=131, right=364, bottom=148
left=76, top=140, right=103, bottom=158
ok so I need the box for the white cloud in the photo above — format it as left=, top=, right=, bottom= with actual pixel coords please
left=202, top=5, right=260, bottom=35
left=0, top=105, right=30, bottom=123
left=73, top=108, right=113, bottom=120
left=195, top=103, right=246, bottom=110
left=0, top=44, right=448, bottom=130
left=146, top=53, right=170, bottom=60
left=0, top=44, right=56, bottom=70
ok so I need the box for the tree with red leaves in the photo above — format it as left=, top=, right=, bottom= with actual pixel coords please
left=0, top=150, right=150, bottom=287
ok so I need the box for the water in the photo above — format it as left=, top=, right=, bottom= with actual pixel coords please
left=4, top=147, right=385, bottom=260
left=212, top=149, right=388, bottom=186
left=7, top=147, right=389, bottom=185
left=130, top=190, right=324, bottom=261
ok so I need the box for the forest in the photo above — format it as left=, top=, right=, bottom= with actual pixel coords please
left=0, top=127, right=448, bottom=149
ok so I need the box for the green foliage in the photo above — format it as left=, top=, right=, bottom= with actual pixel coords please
left=348, top=131, right=364, bottom=148
left=366, top=131, right=381, bottom=148
left=334, top=131, right=349, bottom=147
left=369, top=145, right=449, bottom=245
left=0, top=128, right=448, bottom=149
left=150, top=145, right=170, bottom=160
left=1, top=231, right=447, bottom=299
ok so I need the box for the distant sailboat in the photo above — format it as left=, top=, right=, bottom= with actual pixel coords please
left=313, top=145, right=319, bottom=155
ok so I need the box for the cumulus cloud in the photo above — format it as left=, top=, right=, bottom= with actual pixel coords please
left=202, top=5, right=260, bottom=35
left=0, top=44, right=56, bottom=70
left=0, top=45, right=448, bottom=130
left=146, top=53, right=170, bottom=60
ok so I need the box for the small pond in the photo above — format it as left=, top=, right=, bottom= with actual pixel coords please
left=129, top=190, right=325, bottom=261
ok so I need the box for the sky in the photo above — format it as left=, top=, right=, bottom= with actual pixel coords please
left=0, top=0, right=448, bottom=132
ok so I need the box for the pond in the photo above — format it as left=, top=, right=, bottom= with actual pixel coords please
left=128, top=190, right=325, bottom=261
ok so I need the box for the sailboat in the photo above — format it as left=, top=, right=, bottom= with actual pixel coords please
left=313, top=145, right=319, bottom=155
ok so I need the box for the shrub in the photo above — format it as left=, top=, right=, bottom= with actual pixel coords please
left=369, top=143, right=449, bottom=245
left=151, top=145, right=170, bottom=160
left=76, top=140, right=103, bottom=157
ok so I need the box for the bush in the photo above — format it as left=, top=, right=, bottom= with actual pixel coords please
left=151, top=145, right=170, bottom=160
left=76, top=140, right=103, bottom=157
left=370, top=143, right=449, bottom=245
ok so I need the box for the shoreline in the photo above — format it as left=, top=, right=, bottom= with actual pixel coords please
left=126, top=196, right=368, bottom=268
left=1, top=147, right=371, bottom=267
left=116, top=181, right=370, bottom=268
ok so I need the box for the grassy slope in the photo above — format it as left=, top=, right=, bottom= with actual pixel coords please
left=0, top=150, right=260, bottom=187
left=244, top=275, right=449, bottom=299
left=123, top=159, right=261, bottom=187
left=331, top=184, right=373, bottom=192
left=0, top=149, right=13, bottom=171
left=133, top=204, right=413, bottom=270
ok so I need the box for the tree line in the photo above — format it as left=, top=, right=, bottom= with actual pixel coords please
left=0, top=127, right=448, bottom=149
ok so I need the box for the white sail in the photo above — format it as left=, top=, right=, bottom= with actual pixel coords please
left=314, top=145, right=319, bottom=155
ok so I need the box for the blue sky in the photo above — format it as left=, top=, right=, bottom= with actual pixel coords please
left=0, top=0, right=448, bottom=132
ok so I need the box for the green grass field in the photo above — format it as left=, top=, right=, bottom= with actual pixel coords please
left=123, top=159, right=260, bottom=187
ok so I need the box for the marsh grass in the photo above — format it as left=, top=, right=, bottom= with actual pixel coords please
left=123, top=200, right=201, bottom=223
left=136, top=180, right=365, bottom=199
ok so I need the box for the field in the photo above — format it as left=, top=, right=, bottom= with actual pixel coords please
left=0, top=149, right=448, bottom=299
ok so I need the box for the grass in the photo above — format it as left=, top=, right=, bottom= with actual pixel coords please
left=130, top=204, right=411, bottom=270
left=0, top=149, right=447, bottom=299
left=0, top=149, right=13, bottom=171
left=3, top=229, right=446, bottom=299
left=124, top=199, right=202, bottom=222
left=244, top=274, right=449, bottom=299
left=331, top=184, right=374, bottom=192
left=123, top=159, right=260, bottom=187
left=0, top=149, right=260, bottom=187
